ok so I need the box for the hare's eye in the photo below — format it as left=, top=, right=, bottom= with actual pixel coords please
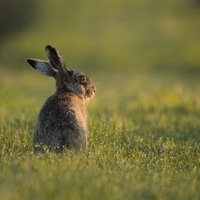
left=77, top=75, right=85, bottom=82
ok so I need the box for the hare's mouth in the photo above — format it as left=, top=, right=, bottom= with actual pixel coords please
left=86, top=86, right=96, bottom=99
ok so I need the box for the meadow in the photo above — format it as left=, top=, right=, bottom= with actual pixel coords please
left=0, top=70, right=200, bottom=200
left=0, top=0, right=200, bottom=199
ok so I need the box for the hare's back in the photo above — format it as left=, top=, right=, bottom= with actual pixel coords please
left=34, top=95, right=86, bottom=150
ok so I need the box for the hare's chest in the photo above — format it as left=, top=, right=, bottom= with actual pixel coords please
left=60, top=95, right=87, bottom=131
left=72, top=104, right=87, bottom=131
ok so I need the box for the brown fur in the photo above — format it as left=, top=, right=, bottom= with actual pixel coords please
left=27, top=45, right=95, bottom=153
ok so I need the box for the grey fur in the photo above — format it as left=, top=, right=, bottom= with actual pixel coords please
left=27, top=45, right=96, bottom=154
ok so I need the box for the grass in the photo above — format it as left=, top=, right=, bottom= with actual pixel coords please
left=0, top=0, right=200, bottom=199
left=0, top=70, right=200, bottom=200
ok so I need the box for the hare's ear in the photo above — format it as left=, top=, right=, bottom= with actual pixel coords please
left=27, top=59, right=58, bottom=77
left=45, top=45, right=67, bottom=74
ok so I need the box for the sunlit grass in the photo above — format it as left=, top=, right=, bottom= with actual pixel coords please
left=0, top=0, right=200, bottom=199
left=0, top=70, right=200, bottom=200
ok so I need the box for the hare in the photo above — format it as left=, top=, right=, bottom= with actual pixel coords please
left=27, top=45, right=96, bottom=153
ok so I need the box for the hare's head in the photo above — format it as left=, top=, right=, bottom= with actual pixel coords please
left=27, top=45, right=96, bottom=101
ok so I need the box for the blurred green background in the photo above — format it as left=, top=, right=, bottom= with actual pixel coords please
left=0, top=0, right=200, bottom=74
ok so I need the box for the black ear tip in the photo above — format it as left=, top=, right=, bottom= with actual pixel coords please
left=27, top=59, right=36, bottom=67
left=45, top=45, right=54, bottom=51
left=46, top=45, right=51, bottom=48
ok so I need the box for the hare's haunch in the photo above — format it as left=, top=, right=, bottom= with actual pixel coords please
left=27, top=45, right=96, bottom=153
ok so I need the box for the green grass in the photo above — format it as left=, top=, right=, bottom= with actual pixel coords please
left=0, top=0, right=200, bottom=199
left=0, top=70, right=200, bottom=200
